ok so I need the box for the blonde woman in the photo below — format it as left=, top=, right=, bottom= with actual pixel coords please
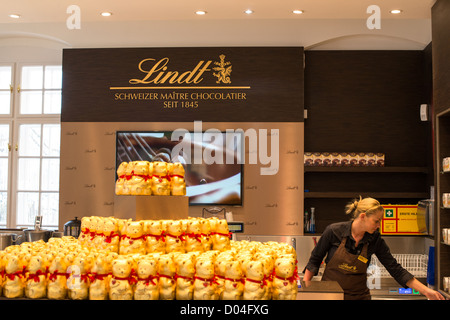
left=303, top=196, right=444, bottom=300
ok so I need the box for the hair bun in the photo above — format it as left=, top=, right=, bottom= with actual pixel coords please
left=345, top=196, right=382, bottom=220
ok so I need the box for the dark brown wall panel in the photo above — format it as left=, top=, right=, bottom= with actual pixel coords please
left=432, top=0, right=450, bottom=115
left=304, top=50, right=429, bottom=167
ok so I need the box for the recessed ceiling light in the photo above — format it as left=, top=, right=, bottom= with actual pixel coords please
left=101, top=12, right=112, bottom=17
left=293, top=10, right=304, bottom=15
left=195, top=10, right=207, bottom=15
left=389, top=9, right=403, bottom=14
left=9, top=14, right=21, bottom=19
left=244, top=9, right=254, bottom=15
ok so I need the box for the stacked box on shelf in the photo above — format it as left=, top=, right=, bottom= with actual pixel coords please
left=304, top=152, right=384, bottom=167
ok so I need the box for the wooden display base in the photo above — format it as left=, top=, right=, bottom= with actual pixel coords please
left=113, top=195, right=189, bottom=221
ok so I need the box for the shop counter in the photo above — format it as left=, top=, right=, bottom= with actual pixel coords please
left=297, top=280, right=344, bottom=300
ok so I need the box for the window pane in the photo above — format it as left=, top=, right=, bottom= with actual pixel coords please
left=0, top=66, right=11, bottom=89
left=17, top=192, right=39, bottom=225
left=0, top=158, right=7, bottom=190
left=0, top=91, right=11, bottom=114
left=18, top=158, right=40, bottom=190
left=20, top=91, right=43, bottom=114
left=43, top=91, right=61, bottom=114
left=0, top=192, right=7, bottom=225
left=41, top=159, right=59, bottom=191
left=0, top=66, right=12, bottom=115
left=42, top=124, right=60, bottom=156
left=0, top=124, right=9, bottom=156
left=41, top=192, right=59, bottom=226
left=21, top=66, right=43, bottom=89
left=19, top=124, right=41, bottom=156
left=44, top=66, right=62, bottom=89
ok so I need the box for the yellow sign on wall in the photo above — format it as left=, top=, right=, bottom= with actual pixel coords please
left=381, top=205, right=426, bottom=235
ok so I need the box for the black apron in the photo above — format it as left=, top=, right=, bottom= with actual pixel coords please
left=321, top=237, right=371, bottom=300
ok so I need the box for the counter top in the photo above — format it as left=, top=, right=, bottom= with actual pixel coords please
left=297, top=280, right=344, bottom=300
left=299, top=280, right=344, bottom=293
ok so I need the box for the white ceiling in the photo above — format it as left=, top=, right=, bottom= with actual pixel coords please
left=0, top=0, right=436, bottom=22
left=0, top=0, right=437, bottom=50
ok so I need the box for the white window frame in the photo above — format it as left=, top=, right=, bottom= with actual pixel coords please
left=0, top=119, right=13, bottom=227
left=0, top=62, right=14, bottom=117
left=0, top=62, right=61, bottom=229
left=0, top=62, right=15, bottom=227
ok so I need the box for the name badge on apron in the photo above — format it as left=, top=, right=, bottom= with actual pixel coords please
left=357, top=255, right=368, bottom=263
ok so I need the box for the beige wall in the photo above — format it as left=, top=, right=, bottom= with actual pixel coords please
left=59, top=122, right=304, bottom=235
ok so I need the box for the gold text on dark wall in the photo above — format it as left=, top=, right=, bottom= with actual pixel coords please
left=110, top=55, right=250, bottom=90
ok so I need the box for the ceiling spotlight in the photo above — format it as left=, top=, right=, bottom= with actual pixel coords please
left=195, top=10, right=207, bottom=15
left=292, top=10, right=304, bottom=14
left=245, top=9, right=254, bottom=14
left=9, top=14, right=21, bottom=19
left=389, top=9, right=402, bottom=14
left=101, top=12, right=112, bottom=17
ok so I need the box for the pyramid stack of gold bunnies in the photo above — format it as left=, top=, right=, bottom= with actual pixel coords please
left=115, top=161, right=186, bottom=196
left=0, top=216, right=298, bottom=300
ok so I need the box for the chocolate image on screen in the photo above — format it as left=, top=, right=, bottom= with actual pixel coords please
left=116, top=131, right=243, bottom=205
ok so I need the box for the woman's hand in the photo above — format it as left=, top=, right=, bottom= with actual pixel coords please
left=407, top=278, right=446, bottom=300
left=303, top=269, right=314, bottom=282
left=423, top=287, right=445, bottom=300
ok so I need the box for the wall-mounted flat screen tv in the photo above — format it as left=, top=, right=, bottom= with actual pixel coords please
left=116, top=131, right=243, bottom=206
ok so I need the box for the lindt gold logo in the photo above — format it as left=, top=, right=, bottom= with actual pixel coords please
left=213, top=54, right=232, bottom=84
left=338, top=263, right=358, bottom=273
left=128, top=55, right=232, bottom=85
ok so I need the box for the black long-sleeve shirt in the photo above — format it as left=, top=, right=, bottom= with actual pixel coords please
left=304, top=220, right=415, bottom=288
